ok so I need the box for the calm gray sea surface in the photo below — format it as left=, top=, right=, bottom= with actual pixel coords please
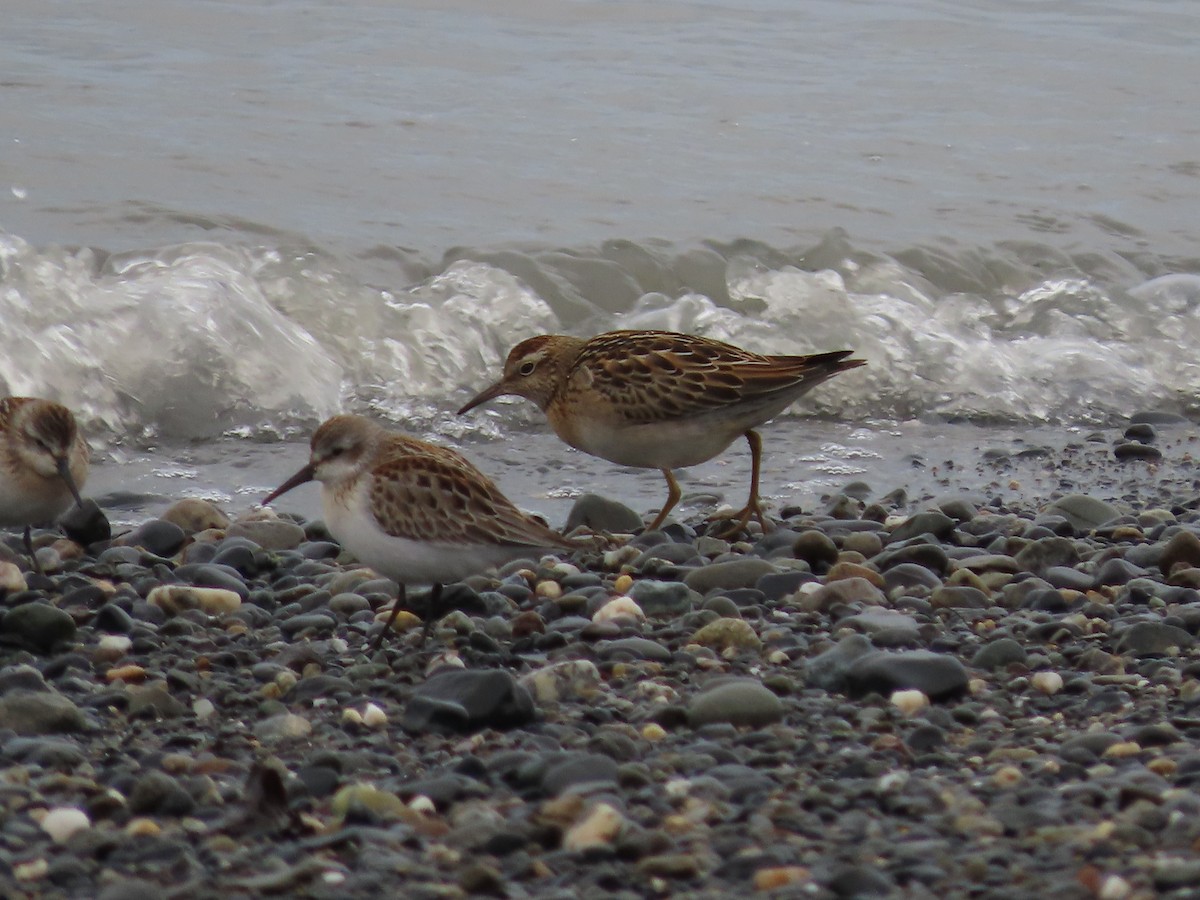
left=6, top=0, right=1199, bottom=256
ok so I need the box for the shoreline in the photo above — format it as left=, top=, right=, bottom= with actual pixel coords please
left=0, top=418, right=1197, bottom=896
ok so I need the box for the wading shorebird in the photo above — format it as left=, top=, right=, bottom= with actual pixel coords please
left=0, top=396, right=90, bottom=572
left=459, top=330, right=865, bottom=535
left=263, top=414, right=576, bottom=652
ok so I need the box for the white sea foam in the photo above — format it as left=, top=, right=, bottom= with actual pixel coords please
left=2, top=230, right=1196, bottom=441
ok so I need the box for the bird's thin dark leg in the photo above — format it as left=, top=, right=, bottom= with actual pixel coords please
left=370, top=583, right=408, bottom=654
left=23, top=526, right=44, bottom=577
left=417, top=583, right=444, bottom=651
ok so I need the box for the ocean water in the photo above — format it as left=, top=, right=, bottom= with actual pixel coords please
left=3, top=0, right=1199, bottom=522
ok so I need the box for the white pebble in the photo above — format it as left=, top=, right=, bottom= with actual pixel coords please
left=592, top=596, right=645, bottom=623
left=1099, top=874, right=1132, bottom=900
left=408, top=795, right=436, bottom=815
left=41, top=807, right=90, bottom=844
left=362, top=702, right=388, bottom=728
left=342, top=708, right=364, bottom=726
left=94, top=634, right=133, bottom=662
left=0, top=562, right=27, bottom=594
left=1031, top=671, right=1064, bottom=695
left=193, top=698, right=216, bottom=720
left=890, top=689, right=930, bottom=716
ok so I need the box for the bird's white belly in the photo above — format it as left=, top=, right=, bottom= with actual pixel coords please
left=568, top=416, right=746, bottom=470
left=0, top=476, right=73, bottom=527
left=322, top=483, right=528, bottom=586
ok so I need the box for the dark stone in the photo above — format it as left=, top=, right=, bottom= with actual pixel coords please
left=882, top=562, right=943, bottom=593
left=128, top=770, right=196, bottom=816
left=172, top=563, right=250, bottom=600
left=971, top=638, right=1028, bottom=670
left=1116, top=621, right=1195, bottom=656
left=541, top=752, right=620, bottom=795
left=1114, top=442, right=1163, bottom=461
left=1, top=602, right=76, bottom=653
left=804, top=634, right=875, bottom=693
left=565, top=494, right=644, bottom=533
left=1093, top=557, right=1147, bottom=587
left=402, top=669, right=535, bottom=734
left=845, top=651, right=970, bottom=701
left=121, top=519, right=187, bottom=558
left=887, top=512, right=956, bottom=544
left=59, top=498, right=112, bottom=546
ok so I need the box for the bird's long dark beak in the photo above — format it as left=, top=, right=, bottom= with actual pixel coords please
left=263, top=463, right=315, bottom=505
left=457, top=380, right=506, bottom=415
left=56, top=458, right=84, bottom=509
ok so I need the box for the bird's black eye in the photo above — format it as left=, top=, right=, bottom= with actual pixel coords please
left=518, top=361, right=536, bottom=376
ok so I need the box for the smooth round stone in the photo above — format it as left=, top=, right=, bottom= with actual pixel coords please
left=329, top=592, right=371, bottom=616
left=1042, top=566, right=1095, bottom=591
left=845, top=650, right=970, bottom=701
left=628, top=580, right=699, bottom=617
left=402, top=669, right=534, bottom=734
left=1092, top=558, right=1147, bottom=587
left=971, top=638, right=1028, bottom=670
left=840, top=609, right=920, bottom=640
left=882, top=563, right=943, bottom=593
left=0, top=691, right=87, bottom=734
left=825, top=561, right=886, bottom=588
left=542, top=752, right=620, bottom=795
left=1160, top=530, right=1200, bottom=574
left=683, top=559, right=780, bottom=594
left=278, top=613, right=337, bottom=636
left=118, top=519, right=187, bottom=558
left=804, top=634, right=875, bottom=692
left=58, top=499, right=111, bottom=546
left=127, top=684, right=188, bottom=719
left=635, top=542, right=698, bottom=566
left=161, top=498, right=231, bottom=535
left=0, top=664, right=50, bottom=693
left=256, top=712, right=313, bottom=741
left=887, top=511, right=956, bottom=544
left=802, top=577, right=886, bottom=611
left=211, top=542, right=261, bottom=576
left=128, top=770, right=197, bottom=816
left=756, top=571, right=814, bottom=602
left=172, top=563, right=250, bottom=599
left=842, top=531, right=884, bottom=557
left=596, top=637, right=673, bottom=662
left=1013, top=537, right=1080, bottom=574
left=518, top=659, right=601, bottom=704
left=936, top=496, right=981, bottom=522
left=1113, top=442, right=1163, bottom=461
left=701, top=595, right=741, bottom=618
left=228, top=518, right=306, bottom=550
left=930, top=586, right=991, bottom=610
left=689, top=617, right=761, bottom=652
left=41, top=807, right=90, bottom=844
left=792, top=531, right=838, bottom=569
left=1116, top=622, right=1195, bottom=656
left=2, top=602, right=76, bottom=653
left=1043, top=494, right=1121, bottom=532
left=875, top=543, right=951, bottom=575
left=687, top=678, right=784, bottom=728
left=564, top=494, right=644, bottom=533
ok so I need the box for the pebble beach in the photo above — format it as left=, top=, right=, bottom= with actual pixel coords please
left=1, top=418, right=1198, bottom=899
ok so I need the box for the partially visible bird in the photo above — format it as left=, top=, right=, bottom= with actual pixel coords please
left=262, top=414, right=576, bottom=651
left=0, top=396, right=90, bottom=572
left=459, top=330, right=866, bottom=534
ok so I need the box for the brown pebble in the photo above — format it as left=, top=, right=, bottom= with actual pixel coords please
left=105, top=664, right=147, bottom=684
left=754, top=866, right=812, bottom=891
